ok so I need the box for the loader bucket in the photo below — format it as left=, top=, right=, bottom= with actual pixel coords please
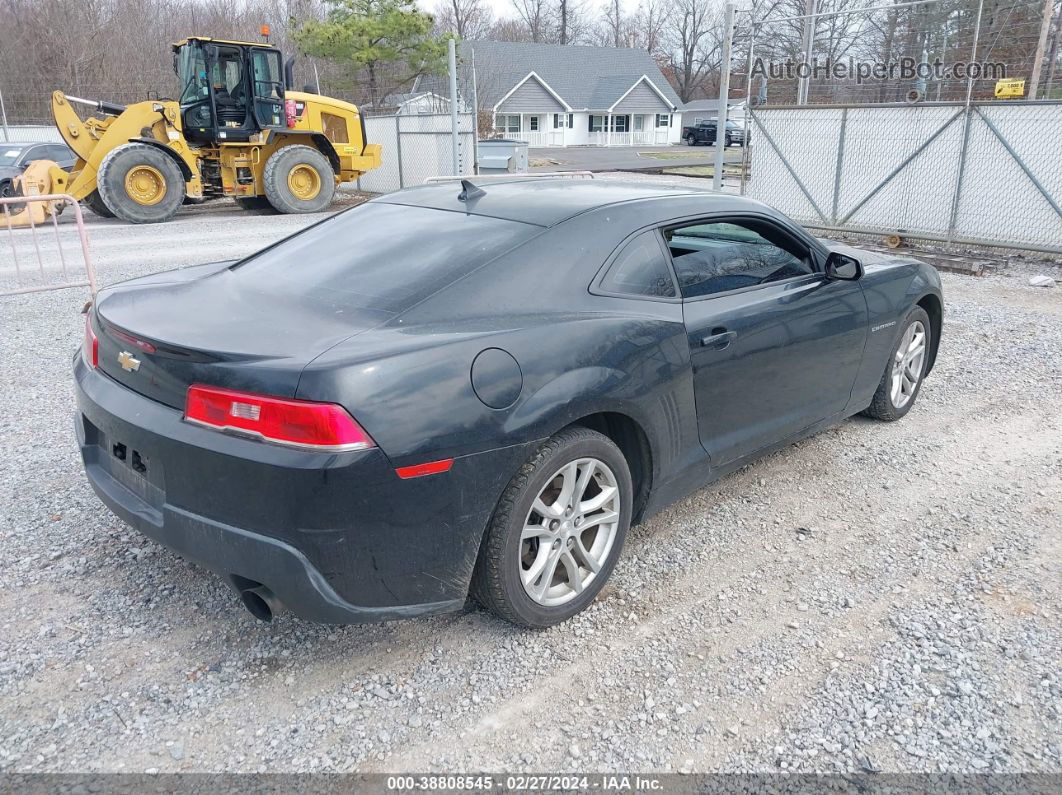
left=1, top=161, right=68, bottom=229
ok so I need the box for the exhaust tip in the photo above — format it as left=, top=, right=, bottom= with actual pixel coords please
left=240, top=588, right=274, bottom=623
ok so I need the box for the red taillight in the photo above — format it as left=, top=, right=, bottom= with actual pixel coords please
left=83, top=313, right=98, bottom=368
left=108, top=326, right=157, bottom=354
left=184, top=385, right=375, bottom=452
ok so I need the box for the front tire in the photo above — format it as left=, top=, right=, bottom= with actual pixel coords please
left=263, top=145, right=335, bottom=214
left=0, top=179, right=14, bottom=199
left=97, top=143, right=184, bottom=224
left=472, top=427, right=632, bottom=628
left=863, top=306, right=931, bottom=421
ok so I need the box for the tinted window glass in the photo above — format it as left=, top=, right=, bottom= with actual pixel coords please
left=252, top=50, right=282, bottom=98
left=666, top=219, right=812, bottom=298
left=601, top=232, right=676, bottom=298
left=45, top=144, right=73, bottom=161
left=20, top=146, right=46, bottom=164
left=230, top=202, right=537, bottom=313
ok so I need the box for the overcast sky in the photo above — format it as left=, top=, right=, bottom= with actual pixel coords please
left=415, top=0, right=648, bottom=27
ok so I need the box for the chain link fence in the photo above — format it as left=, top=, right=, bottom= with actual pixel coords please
left=745, top=100, right=1062, bottom=252
left=355, top=112, right=476, bottom=194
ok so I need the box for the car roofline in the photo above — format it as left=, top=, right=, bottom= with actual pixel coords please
left=374, top=181, right=748, bottom=228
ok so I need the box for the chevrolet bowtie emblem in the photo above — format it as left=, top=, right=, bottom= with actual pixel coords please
left=117, top=351, right=141, bottom=372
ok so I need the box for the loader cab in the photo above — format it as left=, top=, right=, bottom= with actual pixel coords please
left=173, top=37, right=286, bottom=144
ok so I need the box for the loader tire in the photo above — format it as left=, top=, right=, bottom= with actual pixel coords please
left=235, top=196, right=275, bottom=211
left=263, top=145, right=335, bottom=214
left=83, top=190, right=115, bottom=219
left=97, top=143, right=184, bottom=224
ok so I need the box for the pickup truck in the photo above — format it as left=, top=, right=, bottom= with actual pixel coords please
left=681, top=121, right=732, bottom=147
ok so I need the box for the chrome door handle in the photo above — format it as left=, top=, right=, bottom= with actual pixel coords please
left=701, top=330, right=737, bottom=349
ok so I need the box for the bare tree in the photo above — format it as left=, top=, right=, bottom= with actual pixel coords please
left=604, top=0, right=623, bottom=47
left=511, top=0, right=550, bottom=42
left=664, top=0, right=723, bottom=101
left=434, top=0, right=494, bottom=39
left=632, top=0, right=673, bottom=53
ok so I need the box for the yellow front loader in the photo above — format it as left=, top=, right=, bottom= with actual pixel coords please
left=14, top=36, right=381, bottom=225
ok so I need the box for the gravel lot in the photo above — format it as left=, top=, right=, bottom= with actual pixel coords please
left=0, top=186, right=1060, bottom=775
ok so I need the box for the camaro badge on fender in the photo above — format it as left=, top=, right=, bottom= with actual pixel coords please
left=117, top=351, right=141, bottom=372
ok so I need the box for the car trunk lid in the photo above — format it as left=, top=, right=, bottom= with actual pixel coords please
left=94, top=268, right=392, bottom=410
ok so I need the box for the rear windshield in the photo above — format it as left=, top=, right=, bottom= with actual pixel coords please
left=229, top=202, right=538, bottom=313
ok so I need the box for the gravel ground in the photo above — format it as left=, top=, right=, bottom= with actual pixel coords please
left=0, top=189, right=1060, bottom=775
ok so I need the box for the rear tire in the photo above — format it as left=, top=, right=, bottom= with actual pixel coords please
left=0, top=179, right=14, bottom=199
left=471, top=427, right=632, bottom=628
left=97, top=143, right=184, bottom=224
left=862, top=306, right=932, bottom=422
left=686, top=135, right=696, bottom=146
left=263, top=145, right=335, bottom=214
left=82, top=190, right=115, bottom=218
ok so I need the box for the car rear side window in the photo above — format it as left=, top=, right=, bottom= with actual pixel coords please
left=666, top=218, right=813, bottom=299
left=229, top=202, right=538, bottom=314
left=600, top=231, right=676, bottom=298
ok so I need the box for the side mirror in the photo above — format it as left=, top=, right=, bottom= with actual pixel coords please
left=825, top=251, right=863, bottom=281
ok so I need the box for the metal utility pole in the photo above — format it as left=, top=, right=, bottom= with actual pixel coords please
left=714, top=1, right=736, bottom=191
left=470, top=48, right=480, bottom=174
left=1029, top=0, right=1055, bottom=99
left=796, top=0, right=818, bottom=105
left=448, top=38, right=460, bottom=174
left=741, top=19, right=757, bottom=196
left=0, top=86, right=9, bottom=142
left=1046, top=3, right=1061, bottom=97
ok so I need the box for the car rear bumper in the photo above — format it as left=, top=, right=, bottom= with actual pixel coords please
left=73, top=356, right=536, bottom=624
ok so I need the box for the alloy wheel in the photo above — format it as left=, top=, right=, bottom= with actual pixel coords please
left=890, top=319, right=927, bottom=409
left=519, top=457, right=621, bottom=607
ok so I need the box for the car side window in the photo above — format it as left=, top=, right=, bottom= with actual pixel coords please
left=46, top=145, right=73, bottom=161
left=665, top=218, right=813, bottom=299
left=20, top=147, right=44, bottom=165
left=600, top=231, right=677, bottom=298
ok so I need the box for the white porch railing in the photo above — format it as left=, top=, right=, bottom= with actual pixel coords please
left=514, top=130, right=564, bottom=147
left=587, top=130, right=671, bottom=147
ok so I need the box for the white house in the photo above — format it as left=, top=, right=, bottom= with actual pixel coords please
left=467, top=41, right=684, bottom=147
left=679, top=99, right=749, bottom=129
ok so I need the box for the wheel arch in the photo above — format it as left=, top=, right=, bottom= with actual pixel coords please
left=916, top=292, right=943, bottom=374
left=268, top=131, right=341, bottom=173
left=128, top=137, right=194, bottom=181
left=562, top=411, right=654, bottom=526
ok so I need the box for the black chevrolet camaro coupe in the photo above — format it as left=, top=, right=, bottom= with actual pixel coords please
left=75, top=179, right=943, bottom=627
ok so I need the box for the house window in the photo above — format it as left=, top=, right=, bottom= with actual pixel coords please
left=497, top=114, right=520, bottom=134
left=554, top=113, right=563, bottom=129
left=656, top=114, right=671, bottom=128
left=589, top=115, right=604, bottom=132
left=567, top=113, right=574, bottom=128
left=612, top=115, right=630, bottom=132
left=529, top=116, right=539, bottom=132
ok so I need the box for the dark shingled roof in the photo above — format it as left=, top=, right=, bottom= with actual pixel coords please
left=463, top=41, right=682, bottom=112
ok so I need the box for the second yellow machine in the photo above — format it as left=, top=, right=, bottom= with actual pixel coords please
left=50, top=36, right=382, bottom=223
